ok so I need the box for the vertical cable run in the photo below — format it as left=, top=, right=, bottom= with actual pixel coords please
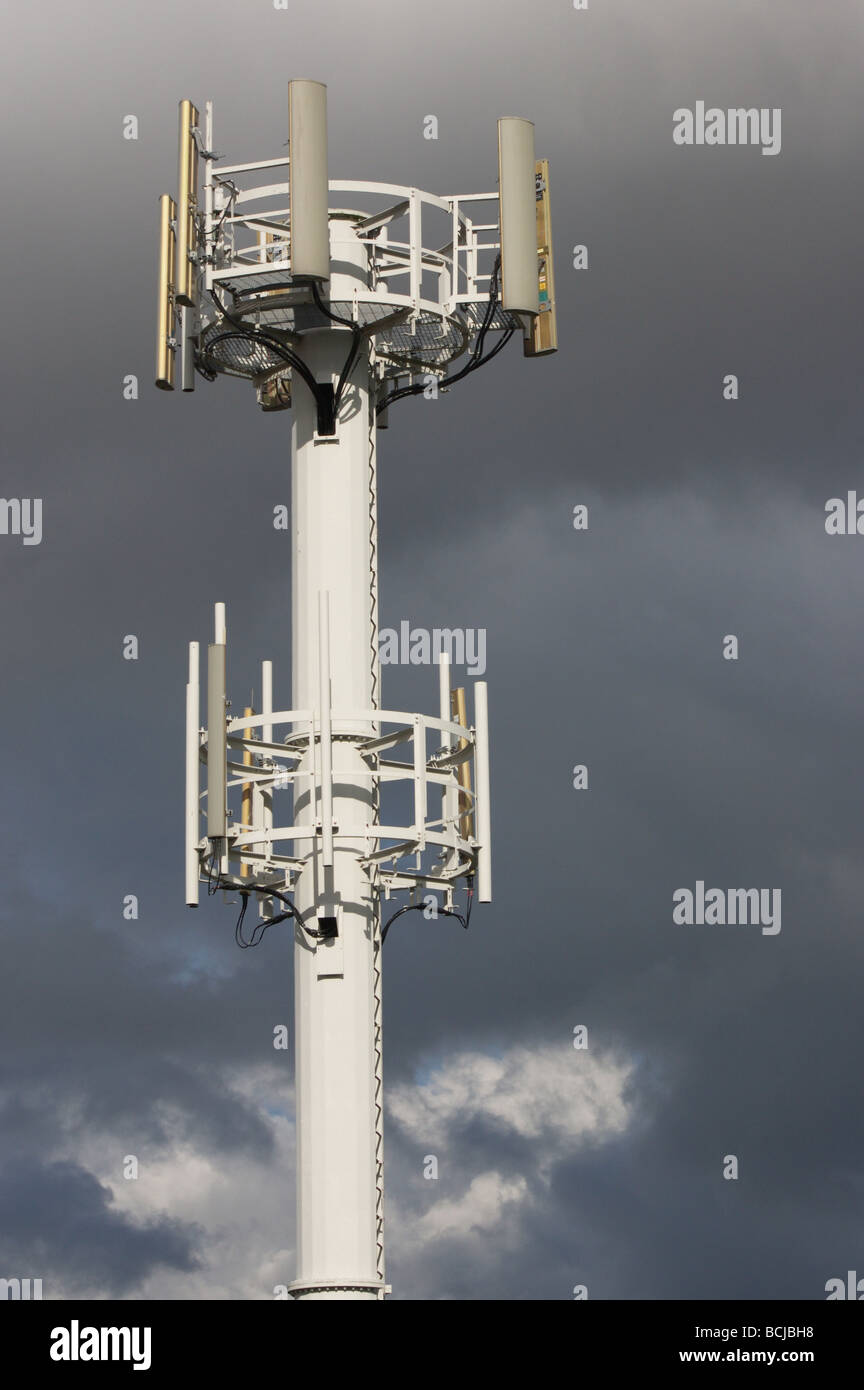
left=368, top=397, right=385, bottom=1285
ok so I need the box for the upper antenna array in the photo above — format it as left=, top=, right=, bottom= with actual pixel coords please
left=155, top=85, right=557, bottom=408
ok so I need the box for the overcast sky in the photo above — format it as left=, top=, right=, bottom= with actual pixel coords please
left=1, top=0, right=863, bottom=1300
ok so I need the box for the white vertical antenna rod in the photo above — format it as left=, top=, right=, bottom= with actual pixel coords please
left=318, top=590, right=333, bottom=868
left=438, top=651, right=457, bottom=863
left=185, top=641, right=200, bottom=906
left=288, top=80, right=330, bottom=282
left=262, top=660, right=273, bottom=747
left=413, top=716, right=426, bottom=850
left=207, top=608, right=227, bottom=840
left=474, top=681, right=492, bottom=903
left=497, top=117, right=539, bottom=315
left=438, top=649, right=451, bottom=726
left=206, top=644, right=227, bottom=839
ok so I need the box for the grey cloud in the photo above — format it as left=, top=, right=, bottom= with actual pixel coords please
left=0, top=1156, right=200, bottom=1296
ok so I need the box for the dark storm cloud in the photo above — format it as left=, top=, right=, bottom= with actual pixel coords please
left=0, top=877, right=292, bottom=1160
left=0, top=0, right=862, bottom=1299
left=0, top=1156, right=199, bottom=1296
left=378, top=490, right=864, bottom=1297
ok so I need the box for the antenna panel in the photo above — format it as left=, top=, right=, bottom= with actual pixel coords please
left=207, top=641, right=227, bottom=838
left=175, top=99, right=199, bottom=307
left=288, top=80, right=330, bottom=281
left=497, top=117, right=540, bottom=316
left=155, top=194, right=176, bottom=390
left=524, top=158, right=558, bottom=356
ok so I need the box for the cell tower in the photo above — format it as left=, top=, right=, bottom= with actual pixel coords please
left=157, top=82, right=556, bottom=1300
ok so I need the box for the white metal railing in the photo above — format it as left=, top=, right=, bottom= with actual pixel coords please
left=185, top=614, right=490, bottom=905
left=186, top=683, right=490, bottom=906
left=202, top=154, right=502, bottom=318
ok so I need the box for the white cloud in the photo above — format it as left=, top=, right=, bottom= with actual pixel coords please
left=68, top=1063, right=297, bottom=1301
left=414, top=1171, right=529, bottom=1241
left=390, top=1041, right=633, bottom=1155
left=387, top=1040, right=635, bottom=1278
left=50, top=1042, right=634, bottom=1298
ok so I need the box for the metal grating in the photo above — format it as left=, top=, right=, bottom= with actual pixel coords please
left=200, top=299, right=519, bottom=380
left=201, top=332, right=287, bottom=378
